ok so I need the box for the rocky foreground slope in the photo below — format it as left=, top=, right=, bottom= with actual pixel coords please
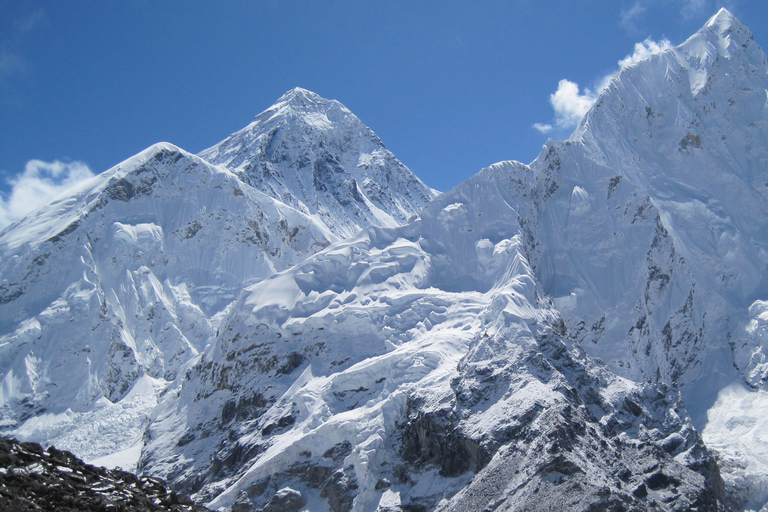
left=0, top=437, right=208, bottom=511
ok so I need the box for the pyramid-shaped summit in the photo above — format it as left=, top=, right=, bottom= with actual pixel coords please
left=677, top=7, right=764, bottom=65
left=705, top=7, right=746, bottom=31
left=199, top=87, right=438, bottom=239
left=269, top=86, right=338, bottom=113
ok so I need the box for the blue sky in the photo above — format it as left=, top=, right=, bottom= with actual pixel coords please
left=1, top=0, right=767, bottom=226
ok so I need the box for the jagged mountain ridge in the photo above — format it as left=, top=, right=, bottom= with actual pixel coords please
left=0, top=93, right=435, bottom=474
left=140, top=9, right=768, bottom=511
left=141, top=160, right=723, bottom=511
left=1, top=7, right=767, bottom=512
left=518, top=11, right=768, bottom=506
left=535, top=7, right=768, bottom=390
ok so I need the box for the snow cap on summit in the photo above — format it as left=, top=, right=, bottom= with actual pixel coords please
left=198, top=87, right=437, bottom=238
left=261, top=86, right=344, bottom=119
left=279, top=86, right=320, bottom=101
left=705, top=7, right=741, bottom=30
left=702, top=7, right=752, bottom=44
left=680, top=7, right=757, bottom=62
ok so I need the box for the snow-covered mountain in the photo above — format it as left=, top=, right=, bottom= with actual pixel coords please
left=0, top=92, right=435, bottom=475
left=536, top=7, right=768, bottom=390
left=137, top=9, right=767, bottom=511
left=199, top=87, right=438, bottom=239
left=3, top=7, right=768, bottom=512
left=523, top=10, right=768, bottom=508
left=140, top=160, right=723, bottom=511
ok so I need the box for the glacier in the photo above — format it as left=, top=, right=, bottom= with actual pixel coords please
left=2, top=7, right=768, bottom=512
left=0, top=97, right=435, bottom=477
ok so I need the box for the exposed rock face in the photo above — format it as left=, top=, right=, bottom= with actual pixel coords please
left=419, top=329, right=725, bottom=511
left=0, top=437, right=209, bottom=511
left=262, top=487, right=306, bottom=512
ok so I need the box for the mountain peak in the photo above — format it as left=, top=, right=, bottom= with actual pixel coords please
left=705, top=7, right=741, bottom=31
left=702, top=7, right=753, bottom=44
left=198, top=89, right=437, bottom=238
left=261, top=87, right=344, bottom=120
left=279, top=86, right=322, bottom=102
left=679, top=7, right=756, bottom=63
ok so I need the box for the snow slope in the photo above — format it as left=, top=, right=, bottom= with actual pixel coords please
left=141, top=161, right=722, bottom=511
left=0, top=91, right=435, bottom=475
left=0, top=143, right=335, bottom=466
left=513, top=10, right=768, bottom=507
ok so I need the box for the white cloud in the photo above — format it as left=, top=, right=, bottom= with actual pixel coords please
left=535, top=37, right=672, bottom=133
left=0, top=160, right=94, bottom=229
left=618, top=38, right=672, bottom=68
left=550, top=80, right=600, bottom=130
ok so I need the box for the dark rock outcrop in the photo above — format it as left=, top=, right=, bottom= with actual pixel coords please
left=0, top=437, right=209, bottom=511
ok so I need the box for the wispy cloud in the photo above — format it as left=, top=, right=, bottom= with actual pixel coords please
left=0, top=9, right=47, bottom=86
left=0, top=160, right=94, bottom=229
left=535, top=37, right=672, bottom=134
left=618, top=37, right=673, bottom=68
left=681, top=0, right=709, bottom=19
left=620, top=2, right=646, bottom=33
left=14, top=9, right=47, bottom=37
